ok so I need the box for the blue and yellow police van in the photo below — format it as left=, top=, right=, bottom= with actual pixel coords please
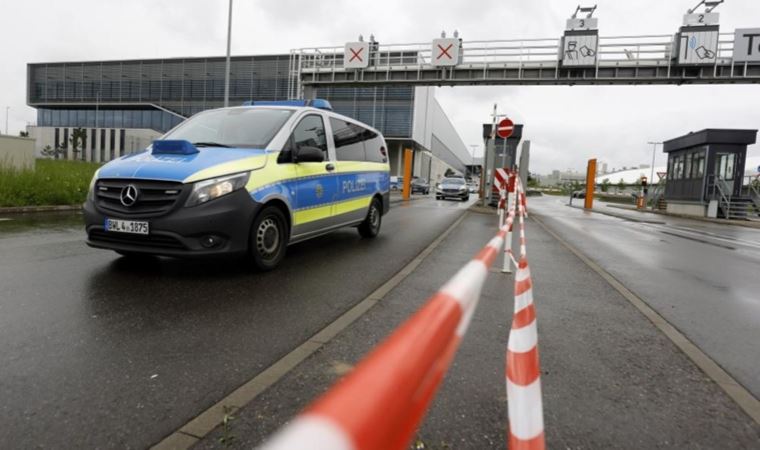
left=83, top=100, right=390, bottom=270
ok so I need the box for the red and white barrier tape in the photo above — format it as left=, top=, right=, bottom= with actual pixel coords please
left=505, top=177, right=545, bottom=450
left=260, top=225, right=509, bottom=450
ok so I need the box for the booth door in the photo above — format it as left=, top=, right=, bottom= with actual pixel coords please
left=715, top=153, right=737, bottom=195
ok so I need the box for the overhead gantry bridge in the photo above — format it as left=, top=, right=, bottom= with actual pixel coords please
left=287, top=4, right=760, bottom=97
left=289, top=33, right=760, bottom=96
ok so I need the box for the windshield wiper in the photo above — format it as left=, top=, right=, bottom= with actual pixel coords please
left=192, top=142, right=231, bottom=148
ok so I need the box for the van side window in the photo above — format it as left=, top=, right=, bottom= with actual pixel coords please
left=330, top=118, right=367, bottom=162
left=363, top=133, right=386, bottom=163
left=280, top=115, right=327, bottom=163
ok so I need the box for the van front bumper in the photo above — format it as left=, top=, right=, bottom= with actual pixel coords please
left=84, top=188, right=260, bottom=257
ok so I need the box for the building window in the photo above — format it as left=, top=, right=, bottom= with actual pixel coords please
left=675, top=155, right=684, bottom=180
left=100, top=129, right=106, bottom=161
left=120, top=129, right=126, bottom=153
left=695, top=154, right=705, bottom=178
left=54, top=128, right=60, bottom=151
left=685, top=153, right=693, bottom=180
left=109, top=129, right=116, bottom=160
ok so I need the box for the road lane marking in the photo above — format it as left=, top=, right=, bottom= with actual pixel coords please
left=151, top=211, right=471, bottom=450
left=653, top=224, right=760, bottom=251
left=658, top=230, right=737, bottom=250
left=531, top=214, right=760, bottom=426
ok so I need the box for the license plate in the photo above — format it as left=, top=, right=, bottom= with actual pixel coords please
left=105, top=218, right=149, bottom=235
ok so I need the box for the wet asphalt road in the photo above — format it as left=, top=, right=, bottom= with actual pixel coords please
left=194, top=209, right=760, bottom=449
left=530, top=196, right=760, bottom=399
left=0, top=196, right=471, bottom=449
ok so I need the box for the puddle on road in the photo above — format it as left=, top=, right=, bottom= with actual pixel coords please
left=0, top=211, right=84, bottom=236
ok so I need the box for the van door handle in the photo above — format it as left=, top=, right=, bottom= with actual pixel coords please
left=326, top=163, right=335, bottom=172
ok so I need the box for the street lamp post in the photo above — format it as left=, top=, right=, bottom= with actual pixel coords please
left=223, top=0, right=233, bottom=108
left=647, top=141, right=662, bottom=183
left=468, top=144, right=478, bottom=179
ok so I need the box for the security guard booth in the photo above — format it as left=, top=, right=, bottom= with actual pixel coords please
left=663, top=128, right=757, bottom=218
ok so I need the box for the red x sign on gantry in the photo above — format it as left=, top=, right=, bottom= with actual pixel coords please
left=349, top=47, right=364, bottom=62
left=431, top=38, right=461, bottom=67
left=344, top=42, right=370, bottom=69
left=437, top=43, right=453, bottom=60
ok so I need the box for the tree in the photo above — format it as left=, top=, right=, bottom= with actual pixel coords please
left=444, top=168, right=456, bottom=177
left=617, top=178, right=626, bottom=193
left=69, top=128, right=87, bottom=160
left=40, top=145, right=65, bottom=160
left=527, top=172, right=539, bottom=188
left=600, top=178, right=610, bottom=193
left=18, top=131, right=29, bottom=138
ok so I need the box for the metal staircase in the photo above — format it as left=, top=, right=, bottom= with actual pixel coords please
left=738, top=176, right=760, bottom=221
left=708, top=175, right=760, bottom=221
left=723, top=198, right=760, bottom=220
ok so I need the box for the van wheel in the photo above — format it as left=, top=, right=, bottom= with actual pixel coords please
left=358, top=198, right=382, bottom=238
left=250, top=206, right=287, bottom=270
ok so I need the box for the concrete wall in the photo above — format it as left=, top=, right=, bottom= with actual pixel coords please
left=0, top=135, right=36, bottom=170
left=412, top=87, right=468, bottom=174
left=26, top=126, right=162, bottom=163
left=666, top=201, right=706, bottom=217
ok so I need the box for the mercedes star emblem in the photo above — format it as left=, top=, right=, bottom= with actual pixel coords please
left=120, top=184, right=139, bottom=207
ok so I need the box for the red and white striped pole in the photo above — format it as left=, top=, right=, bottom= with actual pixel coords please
left=260, top=226, right=509, bottom=450
left=505, top=178, right=545, bottom=450
left=502, top=173, right=517, bottom=274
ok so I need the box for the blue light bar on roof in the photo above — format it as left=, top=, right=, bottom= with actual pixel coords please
left=241, top=99, right=333, bottom=111
left=152, top=139, right=199, bottom=155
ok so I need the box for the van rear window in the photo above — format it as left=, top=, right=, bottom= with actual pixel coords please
left=330, top=118, right=385, bottom=163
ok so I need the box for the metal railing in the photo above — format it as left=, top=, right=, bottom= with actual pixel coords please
left=741, top=175, right=760, bottom=215
left=292, top=34, right=740, bottom=70
left=286, top=32, right=757, bottom=95
left=648, top=178, right=667, bottom=211
left=707, top=174, right=733, bottom=218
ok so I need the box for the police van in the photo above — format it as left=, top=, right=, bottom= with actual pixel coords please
left=83, top=100, right=391, bottom=270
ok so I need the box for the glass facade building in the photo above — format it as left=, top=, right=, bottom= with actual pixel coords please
left=27, top=55, right=415, bottom=136
left=35, top=108, right=184, bottom=132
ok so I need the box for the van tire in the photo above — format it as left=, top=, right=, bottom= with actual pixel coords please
left=250, top=206, right=288, bottom=271
left=358, top=198, right=382, bottom=238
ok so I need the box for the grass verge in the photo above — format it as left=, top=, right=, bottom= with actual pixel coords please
left=0, top=159, right=100, bottom=207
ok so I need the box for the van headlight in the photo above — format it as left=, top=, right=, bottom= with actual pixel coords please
left=186, top=172, right=250, bottom=207
left=87, top=170, right=100, bottom=202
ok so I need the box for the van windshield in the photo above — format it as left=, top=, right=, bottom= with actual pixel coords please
left=163, top=108, right=294, bottom=149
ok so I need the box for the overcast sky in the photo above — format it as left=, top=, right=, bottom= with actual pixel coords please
left=1, top=0, right=759, bottom=174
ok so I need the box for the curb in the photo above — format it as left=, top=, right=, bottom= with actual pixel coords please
left=605, top=204, right=760, bottom=230
left=468, top=204, right=496, bottom=215
left=567, top=204, right=665, bottom=224
left=389, top=196, right=426, bottom=205
left=0, top=204, right=82, bottom=214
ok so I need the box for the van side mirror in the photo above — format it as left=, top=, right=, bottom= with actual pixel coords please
left=293, top=146, right=324, bottom=163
